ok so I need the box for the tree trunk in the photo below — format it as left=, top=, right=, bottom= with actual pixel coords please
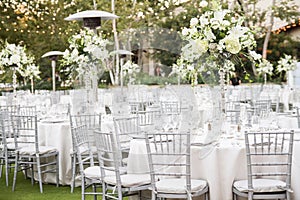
left=112, top=0, right=120, bottom=85
left=262, top=0, right=276, bottom=59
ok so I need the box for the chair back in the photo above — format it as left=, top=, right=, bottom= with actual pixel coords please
left=113, top=115, right=141, bottom=150
left=145, top=132, right=191, bottom=192
left=225, top=101, right=241, bottom=124
left=245, top=131, right=294, bottom=191
left=0, top=105, right=20, bottom=138
left=93, top=130, right=123, bottom=180
left=19, top=106, right=37, bottom=116
left=251, top=99, right=272, bottom=117
left=136, top=109, right=161, bottom=127
left=12, top=114, right=39, bottom=153
left=0, top=112, right=11, bottom=151
left=71, top=125, right=95, bottom=169
left=160, top=101, right=180, bottom=115
left=70, top=113, right=102, bottom=147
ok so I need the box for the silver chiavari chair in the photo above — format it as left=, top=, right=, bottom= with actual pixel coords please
left=145, top=131, right=209, bottom=199
left=233, top=130, right=294, bottom=200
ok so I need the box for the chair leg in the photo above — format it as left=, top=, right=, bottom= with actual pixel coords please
left=56, top=153, right=59, bottom=187
left=233, top=193, right=237, bottom=200
left=205, top=191, right=209, bottom=200
left=36, top=156, right=43, bottom=193
left=82, top=176, right=85, bottom=200
left=0, top=159, right=3, bottom=178
left=5, top=160, right=9, bottom=187
left=70, top=153, right=76, bottom=193
left=102, top=182, right=107, bottom=200
left=151, top=191, right=156, bottom=200
left=287, top=190, right=291, bottom=200
left=12, top=154, right=19, bottom=191
left=93, top=184, right=97, bottom=200
left=30, top=162, right=34, bottom=185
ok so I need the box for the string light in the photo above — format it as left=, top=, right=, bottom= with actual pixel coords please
left=274, top=18, right=300, bottom=34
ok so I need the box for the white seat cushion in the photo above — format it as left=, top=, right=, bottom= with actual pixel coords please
left=83, top=166, right=126, bottom=179
left=104, top=173, right=151, bottom=187
left=156, top=178, right=207, bottom=194
left=18, top=145, right=58, bottom=155
left=84, top=166, right=102, bottom=179
left=6, top=137, right=14, bottom=143
left=233, top=179, right=286, bottom=193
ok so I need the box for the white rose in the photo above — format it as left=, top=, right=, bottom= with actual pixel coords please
left=190, top=18, right=199, bottom=27
left=193, top=38, right=209, bottom=55
left=222, top=36, right=241, bottom=54
left=199, top=0, right=208, bottom=7
left=182, top=27, right=189, bottom=36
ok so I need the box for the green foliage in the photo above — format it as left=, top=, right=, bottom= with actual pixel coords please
left=0, top=0, right=299, bottom=86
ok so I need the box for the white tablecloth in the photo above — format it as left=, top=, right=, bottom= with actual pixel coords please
left=38, top=121, right=72, bottom=185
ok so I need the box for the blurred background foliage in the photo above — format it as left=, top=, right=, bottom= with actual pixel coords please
left=0, top=0, right=299, bottom=90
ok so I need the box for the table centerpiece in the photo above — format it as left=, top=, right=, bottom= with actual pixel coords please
left=173, top=0, right=264, bottom=139
left=61, top=28, right=110, bottom=105
left=0, top=41, right=35, bottom=96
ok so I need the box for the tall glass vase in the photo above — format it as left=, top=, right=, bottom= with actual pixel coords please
left=201, top=58, right=227, bottom=143
left=12, top=66, right=17, bottom=98
left=80, top=63, right=104, bottom=114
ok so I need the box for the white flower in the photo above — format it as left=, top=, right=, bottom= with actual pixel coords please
left=277, top=54, right=297, bottom=73
left=204, top=27, right=216, bottom=41
left=177, top=0, right=260, bottom=85
left=193, top=38, right=209, bottom=55
left=190, top=18, right=199, bottom=27
left=0, top=41, right=36, bottom=78
left=122, top=60, right=140, bottom=85
left=61, top=28, right=110, bottom=82
left=221, top=36, right=241, bottom=54
left=182, top=27, right=189, bottom=36
left=199, top=0, right=208, bottom=7
left=199, top=15, right=209, bottom=27
left=10, top=54, right=21, bottom=65
left=249, top=50, right=262, bottom=60
left=257, top=59, right=273, bottom=75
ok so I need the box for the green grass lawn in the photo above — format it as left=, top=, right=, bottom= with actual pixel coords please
left=0, top=170, right=98, bottom=200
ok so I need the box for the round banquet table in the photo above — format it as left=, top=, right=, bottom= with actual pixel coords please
left=38, top=120, right=72, bottom=185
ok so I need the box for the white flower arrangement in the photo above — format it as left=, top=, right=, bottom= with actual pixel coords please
left=276, top=54, right=297, bottom=73
left=122, top=60, right=140, bottom=85
left=61, top=28, right=110, bottom=82
left=0, top=41, right=36, bottom=77
left=174, top=0, right=260, bottom=85
left=21, top=64, right=41, bottom=79
left=256, top=59, right=273, bottom=75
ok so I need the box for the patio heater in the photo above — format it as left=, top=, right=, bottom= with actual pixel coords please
left=42, top=51, right=64, bottom=91
left=64, top=10, right=118, bottom=30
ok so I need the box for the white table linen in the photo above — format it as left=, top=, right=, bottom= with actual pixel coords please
left=38, top=121, right=72, bottom=185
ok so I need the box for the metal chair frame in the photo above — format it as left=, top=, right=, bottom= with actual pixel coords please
left=71, top=125, right=102, bottom=200
left=0, top=111, right=16, bottom=186
left=94, top=130, right=150, bottom=200
left=12, top=113, right=59, bottom=193
left=69, top=113, right=101, bottom=193
left=233, top=130, right=294, bottom=200
left=145, top=132, right=209, bottom=199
